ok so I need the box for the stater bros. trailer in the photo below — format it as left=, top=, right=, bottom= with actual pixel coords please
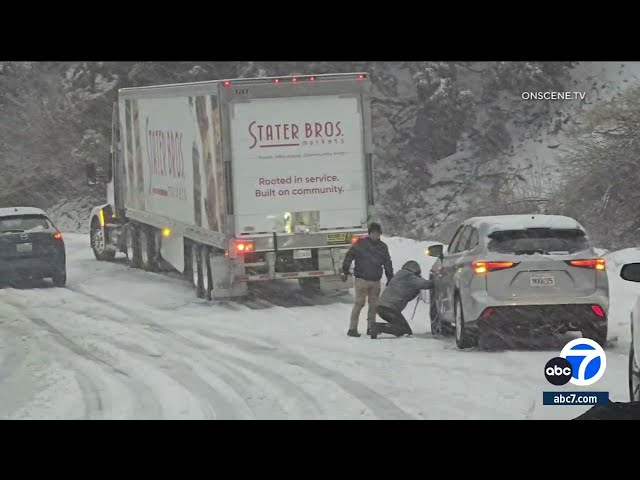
left=87, top=72, right=376, bottom=299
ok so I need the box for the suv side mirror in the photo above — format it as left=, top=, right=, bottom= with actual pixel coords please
left=620, top=263, right=640, bottom=283
left=427, top=244, right=444, bottom=259
left=86, top=163, right=98, bottom=186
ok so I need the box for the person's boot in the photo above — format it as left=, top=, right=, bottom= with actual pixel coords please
left=347, top=329, right=361, bottom=337
left=369, top=325, right=377, bottom=339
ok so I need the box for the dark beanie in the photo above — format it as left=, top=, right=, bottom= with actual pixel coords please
left=368, top=222, right=382, bottom=234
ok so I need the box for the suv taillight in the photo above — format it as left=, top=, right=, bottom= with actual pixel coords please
left=565, top=258, right=606, bottom=270
left=472, top=261, right=518, bottom=274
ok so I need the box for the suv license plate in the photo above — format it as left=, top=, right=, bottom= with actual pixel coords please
left=17, top=243, right=32, bottom=253
left=530, top=274, right=555, bottom=287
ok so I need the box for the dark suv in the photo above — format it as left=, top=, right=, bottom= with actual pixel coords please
left=0, top=207, right=66, bottom=286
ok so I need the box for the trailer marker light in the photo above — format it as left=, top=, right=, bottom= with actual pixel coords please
left=223, top=81, right=231, bottom=87
left=162, top=228, right=171, bottom=237
left=53, top=232, right=62, bottom=240
left=99, top=209, right=105, bottom=227
left=309, top=77, right=316, bottom=81
left=274, top=79, right=280, bottom=84
left=292, top=77, right=297, bottom=83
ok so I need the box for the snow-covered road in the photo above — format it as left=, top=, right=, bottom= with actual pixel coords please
left=1, top=233, right=638, bottom=419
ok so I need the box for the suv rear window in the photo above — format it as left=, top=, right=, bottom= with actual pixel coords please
left=0, top=214, right=53, bottom=233
left=487, top=228, right=590, bottom=255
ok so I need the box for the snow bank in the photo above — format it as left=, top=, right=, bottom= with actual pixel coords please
left=382, top=235, right=443, bottom=277
left=47, top=196, right=95, bottom=234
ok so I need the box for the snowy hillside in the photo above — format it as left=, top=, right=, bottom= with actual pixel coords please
left=420, top=61, right=640, bottom=242
left=48, top=195, right=94, bottom=233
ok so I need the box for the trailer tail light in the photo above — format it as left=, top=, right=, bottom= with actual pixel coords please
left=591, top=305, right=605, bottom=317
left=223, top=81, right=231, bottom=87
left=291, top=77, right=297, bottom=83
left=472, top=261, right=518, bottom=274
left=53, top=232, right=62, bottom=240
left=234, top=240, right=255, bottom=254
left=358, top=74, right=366, bottom=80
left=565, top=258, right=606, bottom=270
left=480, top=307, right=494, bottom=319
left=351, top=234, right=367, bottom=244
left=309, top=77, right=316, bottom=81
left=273, top=79, right=280, bottom=84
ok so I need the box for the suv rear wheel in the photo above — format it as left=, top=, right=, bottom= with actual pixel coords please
left=455, top=295, right=476, bottom=349
left=51, top=267, right=66, bottom=287
left=582, top=325, right=607, bottom=347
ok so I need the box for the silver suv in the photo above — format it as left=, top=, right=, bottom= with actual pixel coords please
left=427, top=215, right=609, bottom=349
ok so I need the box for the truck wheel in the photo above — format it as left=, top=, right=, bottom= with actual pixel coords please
left=90, top=218, right=115, bottom=261
left=126, top=224, right=142, bottom=269
left=192, top=243, right=205, bottom=299
left=139, top=226, right=157, bottom=272
left=200, top=245, right=213, bottom=301
left=455, top=295, right=476, bottom=349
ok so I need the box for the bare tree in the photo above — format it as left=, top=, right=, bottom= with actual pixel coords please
left=550, top=85, right=640, bottom=249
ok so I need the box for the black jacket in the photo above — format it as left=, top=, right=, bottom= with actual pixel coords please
left=342, top=237, right=393, bottom=282
left=378, top=265, right=432, bottom=312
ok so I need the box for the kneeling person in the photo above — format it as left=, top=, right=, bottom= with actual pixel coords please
left=371, top=260, right=433, bottom=339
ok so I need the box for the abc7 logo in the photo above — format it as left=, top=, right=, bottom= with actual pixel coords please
left=545, top=358, right=573, bottom=386
left=545, top=338, right=606, bottom=386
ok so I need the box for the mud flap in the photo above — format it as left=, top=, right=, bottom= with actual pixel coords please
left=319, top=248, right=350, bottom=293
left=210, top=254, right=248, bottom=299
left=160, top=234, right=184, bottom=273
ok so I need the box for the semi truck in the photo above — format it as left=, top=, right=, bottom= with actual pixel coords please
left=86, top=72, right=376, bottom=300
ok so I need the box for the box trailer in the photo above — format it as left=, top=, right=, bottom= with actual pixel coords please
left=87, top=72, right=376, bottom=299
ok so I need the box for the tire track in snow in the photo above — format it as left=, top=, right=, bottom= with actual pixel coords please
left=178, top=331, right=326, bottom=418
left=65, top=287, right=324, bottom=418
left=1, top=298, right=113, bottom=418
left=107, top=337, right=319, bottom=419
left=1, top=293, right=162, bottom=419
left=73, top=369, right=104, bottom=419
left=7, top=286, right=317, bottom=418
left=70, top=284, right=414, bottom=419
left=99, top=337, right=251, bottom=420
left=6, top=290, right=243, bottom=419
left=192, top=330, right=415, bottom=420
left=0, top=321, right=45, bottom=417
